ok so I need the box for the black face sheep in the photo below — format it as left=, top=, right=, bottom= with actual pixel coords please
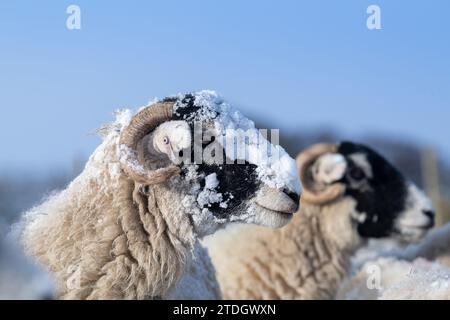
left=204, top=142, right=434, bottom=299
left=16, top=90, right=300, bottom=299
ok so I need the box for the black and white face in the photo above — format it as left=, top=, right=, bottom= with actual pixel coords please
left=146, top=92, right=300, bottom=235
left=311, top=142, right=434, bottom=242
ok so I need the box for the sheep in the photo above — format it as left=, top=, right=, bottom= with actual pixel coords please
left=204, top=141, right=434, bottom=299
left=336, top=222, right=450, bottom=299
left=15, top=90, right=301, bottom=300
left=0, top=227, right=55, bottom=299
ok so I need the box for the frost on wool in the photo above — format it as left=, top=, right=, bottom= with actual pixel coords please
left=98, top=109, right=133, bottom=139
left=172, top=90, right=301, bottom=195
left=118, top=145, right=147, bottom=175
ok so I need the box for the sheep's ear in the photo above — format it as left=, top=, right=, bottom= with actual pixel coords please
left=312, top=153, right=347, bottom=184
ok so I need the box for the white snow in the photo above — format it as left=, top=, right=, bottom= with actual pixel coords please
left=380, top=258, right=450, bottom=299
left=338, top=233, right=450, bottom=300
left=204, top=172, right=220, bottom=189
left=197, top=173, right=223, bottom=208
left=173, top=90, right=301, bottom=194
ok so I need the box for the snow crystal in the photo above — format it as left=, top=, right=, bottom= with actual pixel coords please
left=197, top=173, right=223, bottom=208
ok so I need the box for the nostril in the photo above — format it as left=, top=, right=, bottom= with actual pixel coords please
left=283, top=189, right=300, bottom=204
left=423, top=210, right=435, bottom=227
left=423, top=210, right=435, bottom=219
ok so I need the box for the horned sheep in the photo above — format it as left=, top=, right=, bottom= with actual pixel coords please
left=16, top=90, right=300, bottom=300
left=204, top=142, right=434, bottom=299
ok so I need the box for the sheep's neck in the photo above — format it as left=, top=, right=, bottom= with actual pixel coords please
left=272, top=206, right=362, bottom=299
left=97, top=179, right=197, bottom=300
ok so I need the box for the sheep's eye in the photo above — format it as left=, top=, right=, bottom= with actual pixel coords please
left=163, top=137, right=170, bottom=145
left=350, top=167, right=364, bottom=180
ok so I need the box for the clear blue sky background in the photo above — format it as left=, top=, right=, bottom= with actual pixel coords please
left=0, top=0, right=449, bottom=173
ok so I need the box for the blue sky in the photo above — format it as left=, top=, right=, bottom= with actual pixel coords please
left=0, top=1, right=449, bottom=172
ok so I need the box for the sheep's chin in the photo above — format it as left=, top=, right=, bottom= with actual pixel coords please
left=247, top=204, right=295, bottom=229
left=393, top=225, right=431, bottom=243
left=242, top=187, right=299, bottom=228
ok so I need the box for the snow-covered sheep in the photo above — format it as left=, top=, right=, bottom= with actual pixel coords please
left=0, top=230, right=54, bottom=299
left=16, top=90, right=300, bottom=300
left=204, top=142, right=434, bottom=299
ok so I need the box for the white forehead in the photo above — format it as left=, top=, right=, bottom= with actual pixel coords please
left=349, top=153, right=373, bottom=178
left=174, top=90, right=301, bottom=194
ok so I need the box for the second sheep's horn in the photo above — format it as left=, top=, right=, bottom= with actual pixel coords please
left=119, top=101, right=180, bottom=185
left=297, top=143, right=346, bottom=205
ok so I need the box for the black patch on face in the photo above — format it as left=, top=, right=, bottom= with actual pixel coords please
left=338, top=142, right=408, bottom=238
left=196, top=162, right=259, bottom=218
left=173, top=93, right=260, bottom=218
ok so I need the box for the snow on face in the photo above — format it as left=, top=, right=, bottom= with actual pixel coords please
left=168, top=91, right=300, bottom=232
left=110, top=91, right=299, bottom=235
left=196, top=173, right=223, bottom=208
left=172, top=90, right=300, bottom=194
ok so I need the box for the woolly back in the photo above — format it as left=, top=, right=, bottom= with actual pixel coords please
left=19, top=125, right=194, bottom=299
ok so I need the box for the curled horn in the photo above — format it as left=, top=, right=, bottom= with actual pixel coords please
left=296, top=143, right=346, bottom=205
left=119, top=101, right=180, bottom=185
